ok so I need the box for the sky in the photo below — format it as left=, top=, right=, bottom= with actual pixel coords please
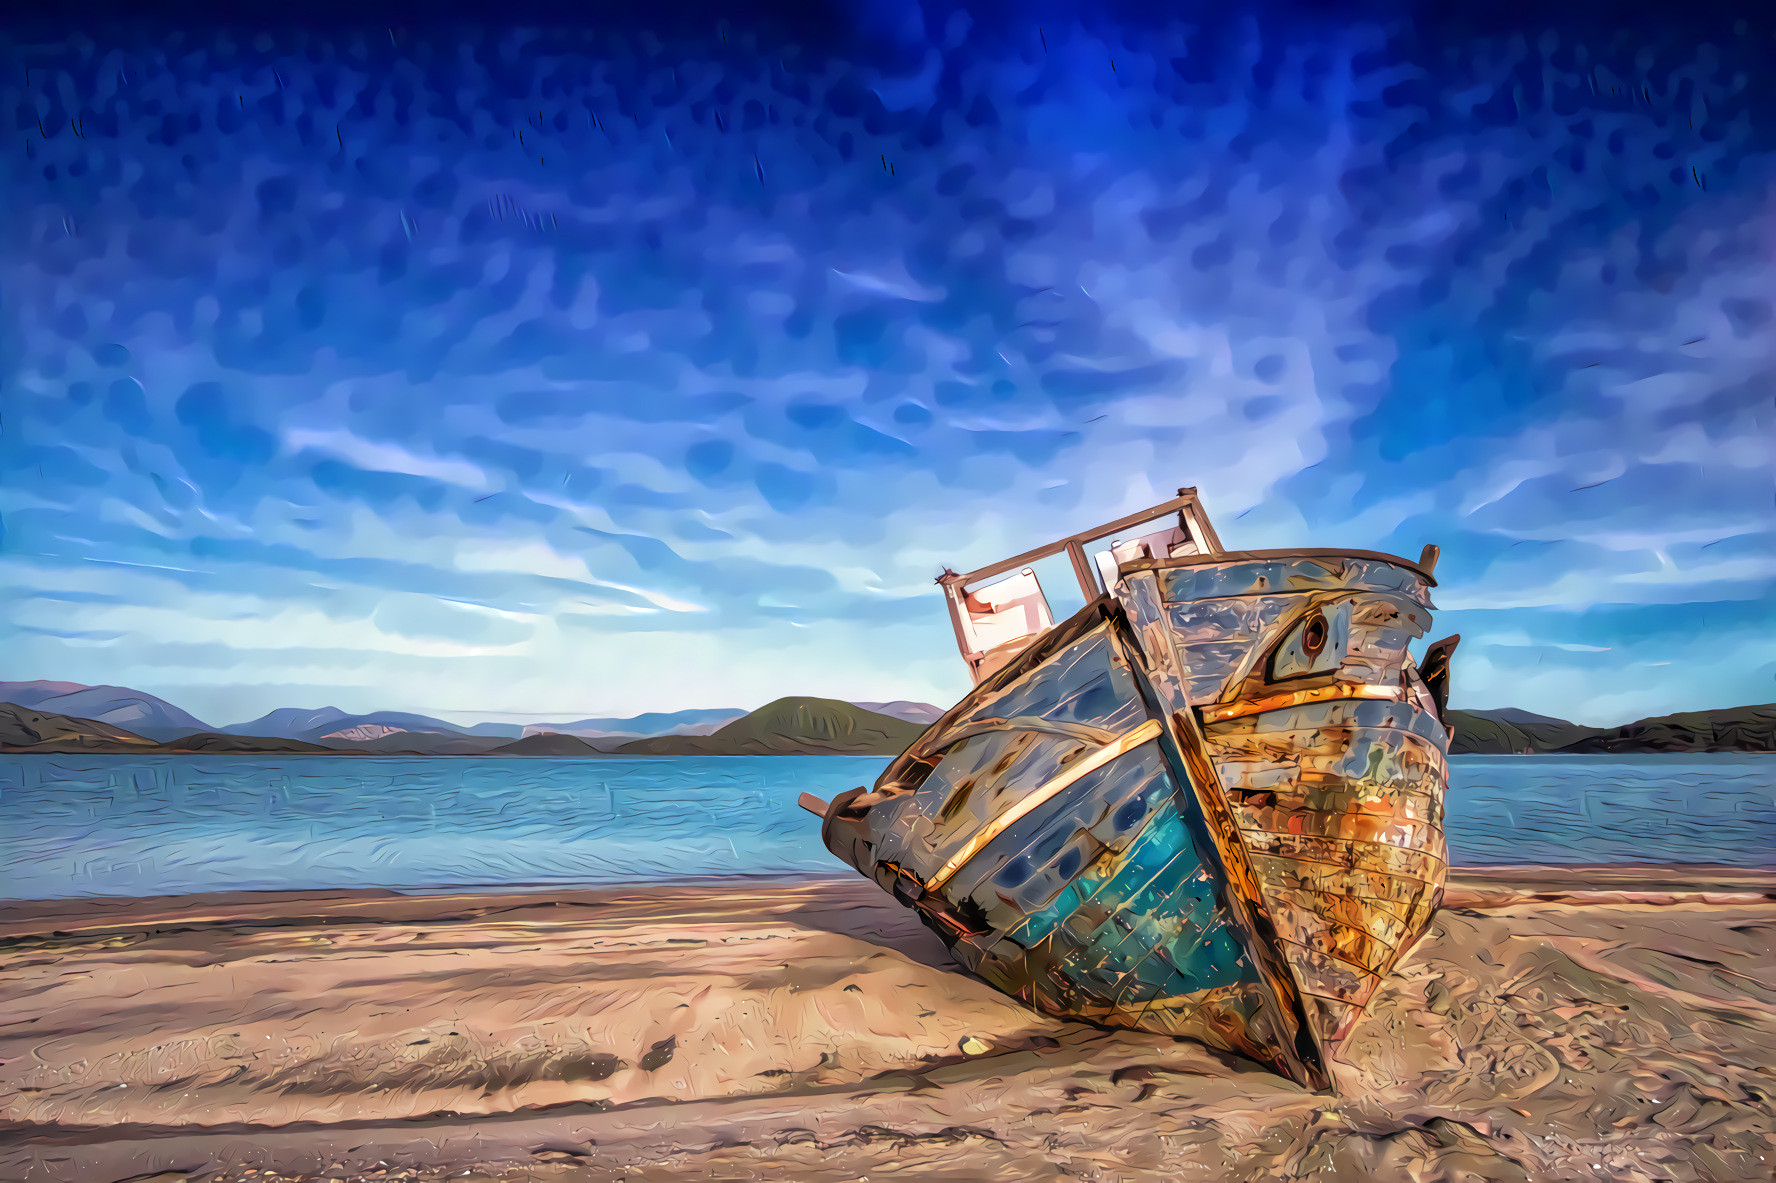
left=0, top=1, right=1771, bottom=729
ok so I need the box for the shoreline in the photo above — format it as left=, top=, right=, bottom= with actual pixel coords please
left=3, top=867, right=1773, bottom=1182
left=5, top=864, right=1772, bottom=921
left=4, top=863, right=1774, bottom=932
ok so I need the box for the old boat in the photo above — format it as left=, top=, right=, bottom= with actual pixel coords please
left=799, top=488, right=1459, bottom=1088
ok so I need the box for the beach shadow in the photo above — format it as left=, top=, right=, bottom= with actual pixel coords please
left=772, top=877, right=966, bottom=974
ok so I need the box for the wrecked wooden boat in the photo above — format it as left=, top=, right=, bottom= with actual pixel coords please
left=800, top=488, right=1458, bottom=1088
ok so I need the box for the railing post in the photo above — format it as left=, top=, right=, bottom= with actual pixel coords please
left=1066, top=539, right=1099, bottom=601
left=1177, top=487, right=1224, bottom=553
left=936, top=569, right=976, bottom=675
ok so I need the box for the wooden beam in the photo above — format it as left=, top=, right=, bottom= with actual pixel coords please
left=935, top=571, right=975, bottom=671
left=1179, top=487, right=1224, bottom=553
left=1066, top=538, right=1099, bottom=601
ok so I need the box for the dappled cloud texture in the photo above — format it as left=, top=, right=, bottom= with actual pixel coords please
left=1, top=2, right=1771, bottom=725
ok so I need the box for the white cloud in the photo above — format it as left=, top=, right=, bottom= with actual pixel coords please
left=283, top=428, right=493, bottom=490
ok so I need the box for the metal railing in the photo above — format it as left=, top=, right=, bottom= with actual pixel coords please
left=935, top=487, right=1224, bottom=680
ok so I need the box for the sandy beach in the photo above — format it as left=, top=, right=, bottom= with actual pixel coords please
left=1, top=867, right=1772, bottom=1183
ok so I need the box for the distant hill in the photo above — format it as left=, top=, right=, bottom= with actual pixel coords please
left=0, top=681, right=211, bottom=741
left=320, top=731, right=511, bottom=755
left=521, top=708, right=746, bottom=740
left=219, top=708, right=522, bottom=741
left=853, top=700, right=947, bottom=725
left=495, top=732, right=610, bottom=757
left=1446, top=708, right=1604, bottom=754
left=0, top=702, right=512, bottom=756
left=0, top=702, right=161, bottom=752
left=1449, top=704, right=1774, bottom=754
left=161, top=732, right=335, bottom=754
left=220, top=705, right=355, bottom=739
left=458, top=721, right=536, bottom=737
left=319, top=723, right=411, bottom=742
left=0, top=693, right=926, bottom=757
left=15, top=675, right=1761, bottom=759
left=618, top=697, right=926, bottom=756
left=1557, top=704, right=1776, bottom=754
left=0, top=680, right=87, bottom=706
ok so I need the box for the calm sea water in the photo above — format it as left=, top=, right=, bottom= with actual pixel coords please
left=1, top=754, right=1770, bottom=901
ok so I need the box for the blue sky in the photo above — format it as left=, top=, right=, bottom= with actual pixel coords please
left=1, top=2, right=1771, bottom=728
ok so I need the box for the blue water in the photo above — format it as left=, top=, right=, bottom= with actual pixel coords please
left=0, top=755, right=1770, bottom=901
left=1441, top=755, right=1774, bottom=869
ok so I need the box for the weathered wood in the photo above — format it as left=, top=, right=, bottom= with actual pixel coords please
left=1066, top=538, right=1100, bottom=598
left=1179, top=486, right=1225, bottom=552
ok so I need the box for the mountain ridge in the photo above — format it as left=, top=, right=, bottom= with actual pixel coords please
left=5, top=685, right=1771, bottom=757
left=0, top=681, right=211, bottom=741
left=0, top=681, right=944, bottom=749
left=519, top=708, right=747, bottom=740
left=220, top=708, right=524, bottom=741
left=0, top=702, right=163, bottom=751
left=1446, top=704, right=1775, bottom=754
left=616, top=697, right=925, bottom=756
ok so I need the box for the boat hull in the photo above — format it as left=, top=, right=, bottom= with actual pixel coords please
left=815, top=548, right=1451, bottom=1085
left=818, top=602, right=1327, bottom=1087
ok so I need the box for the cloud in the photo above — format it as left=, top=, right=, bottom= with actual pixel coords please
left=284, top=429, right=493, bottom=492
left=370, top=595, right=536, bottom=646
left=2, top=8, right=1771, bottom=723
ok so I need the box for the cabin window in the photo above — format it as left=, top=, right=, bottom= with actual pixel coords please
left=1268, top=604, right=1349, bottom=681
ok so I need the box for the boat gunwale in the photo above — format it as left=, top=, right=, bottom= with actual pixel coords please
left=1119, top=547, right=1439, bottom=587
left=1201, top=681, right=1406, bottom=723
left=914, top=715, right=1120, bottom=759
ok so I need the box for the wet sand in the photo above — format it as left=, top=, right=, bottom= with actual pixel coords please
left=1, top=867, right=1772, bottom=1182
